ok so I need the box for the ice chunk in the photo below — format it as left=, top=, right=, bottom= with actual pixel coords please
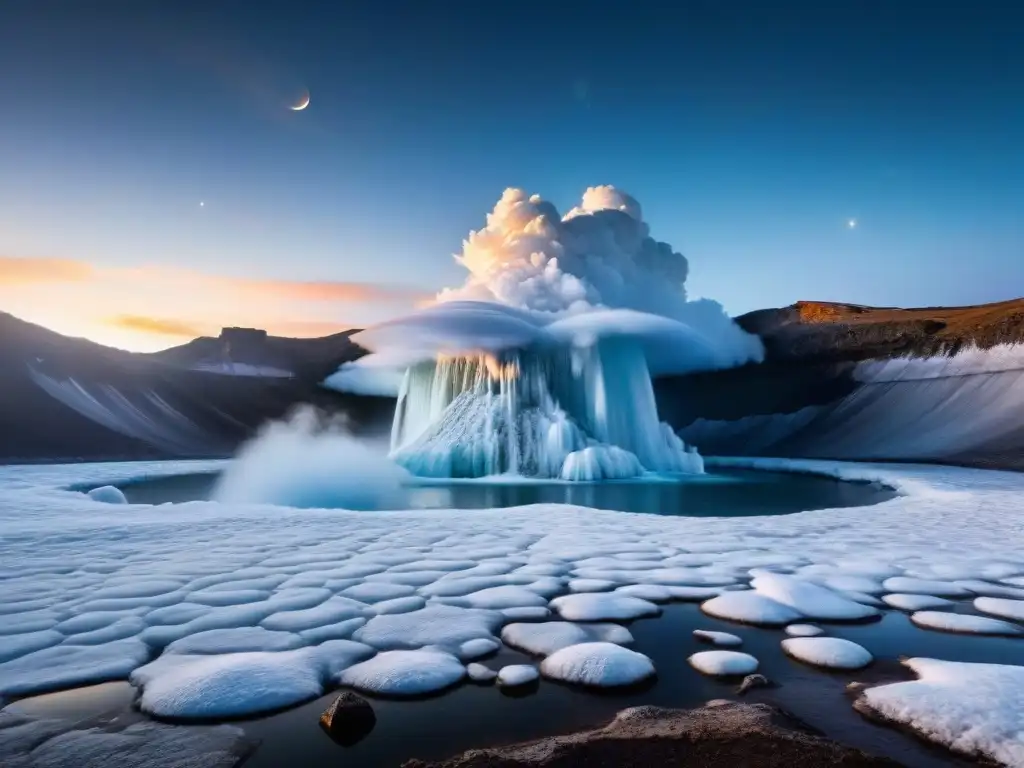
left=87, top=485, right=128, bottom=504
left=501, top=622, right=633, bottom=656
left=133, top=641, right=373, bottom=719
left=549, top=593, right=660, bottom=622
left=858, top=658, right=1024, bottom=767
left=467, top=663, right=497, bottom=683
left=497, top=664, right=539, bottom=687
left=911, top=610, right=1024, bottom=636
left=820, top=575, right=885, bottom=595
left=338, top=650, right=465, bottom=696
left=693, top=629, right=742, bottom=647
left=974, top=596, right=1024, bottom=622
left=559, top=446, right=645, bottom=481
left=784, top=624, right=824, bottom=637
left=458, top=638, right=500, bottom=661
left=540, top=642, right=654, bottom=688
left=700, top=592, right=801, bottom=627
left=882, top=594, right=954, bottom=612
left=688, top=650, right=758, bottom=676
left=352, top=605, right=502, bottom=652
left=954, top=580, right=1024, bottom=599
left=781, top=638, right=872, bottom=670
left=751, top=573, right=878, bottom=620
left=882, top=577, right=972, bottom=597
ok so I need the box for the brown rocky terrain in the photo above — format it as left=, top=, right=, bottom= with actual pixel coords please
left=403, top=702, right=900, bottom=768
left=737, top=297, right=1024, bottom=363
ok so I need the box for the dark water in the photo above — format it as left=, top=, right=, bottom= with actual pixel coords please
left=14, top=602, right=1023, bottom=768
left=111, top=468, right=894, bottom=516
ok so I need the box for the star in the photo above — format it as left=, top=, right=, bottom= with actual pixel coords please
left=199, top=201, right=205, bottom=208
left=847, top=218, right=857, bottom=229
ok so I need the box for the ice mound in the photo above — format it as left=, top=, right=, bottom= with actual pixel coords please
left=882, top=594, right=954, bottom=612
left=955, top=579, right=1024, bottom=599
left=165, top=627, right=303, bottom=655
left=338, top=650, right=465, bottom=697
left=501, top=622, right=633, bottom=656
left=540, top=642, right=655, bottom=688
left=569, top=579, right=617, bottom=593
left=857, top=658, right=1024, bottom=766
left=447, top=585, right=549, bottom=610
left=549, top=593, right=660, bottom=622
left=700, top=592, right=801, bottom=627
left=352, top=605, right=503, bottom=651
left=457, top=638, right=500, bottom=661
left=693, top=629, right=742, bottom=647
left=882, top=577, right=971, bottom=597
left=615, top=584, right=675, bottom=603
left=497, top=664, right=539, bottom=687
left=750, top=573, right=878, bottom=621
left=86, top=485, right=128, bottom=504
left=688, top=650, right=758, bottom=676
left=910, top=611, right=1024, bottom=636
left=781, top=638, right=873, bottom=670
left=467, top=662, right=497, bottom=683
left=974, top=596, right=1024, bottom=622
left=785, top=624, right=824, bottom=637
left=213, top=408, right=409, bottom=509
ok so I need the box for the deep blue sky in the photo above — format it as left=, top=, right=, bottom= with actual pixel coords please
left=1, top=0, right=1021, bottom=348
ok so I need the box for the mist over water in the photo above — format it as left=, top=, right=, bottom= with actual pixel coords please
left=213, top=408, right=409, bottom=509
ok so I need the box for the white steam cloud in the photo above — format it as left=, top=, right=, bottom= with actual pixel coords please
left=328, top=185, right=762, bottom=394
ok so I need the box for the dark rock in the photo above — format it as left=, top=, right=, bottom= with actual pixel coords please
left=319, top=691, right=377, bottom=746
left=402, top=701, right=901, bottom=767
left=737, top=673, right=774, bottom=695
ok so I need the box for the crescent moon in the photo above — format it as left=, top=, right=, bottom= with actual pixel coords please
left=290, top=92, right=310, bottom=111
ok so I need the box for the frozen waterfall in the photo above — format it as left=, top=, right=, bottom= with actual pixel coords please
left=389, top=338, right=704, bottom=480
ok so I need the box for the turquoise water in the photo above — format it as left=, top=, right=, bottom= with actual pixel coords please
left=112, top=467, right=893, bottom=517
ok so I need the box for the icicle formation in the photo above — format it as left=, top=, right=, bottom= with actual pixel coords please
left=390, top=338, right=704, bottom=480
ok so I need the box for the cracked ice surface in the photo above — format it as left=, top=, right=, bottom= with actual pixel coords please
left=1, top=458, right=1024, bottom=717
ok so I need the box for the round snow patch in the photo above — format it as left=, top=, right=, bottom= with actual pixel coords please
left=540, top=642, right=654, bottom=688
left=882, top=594, right=954, bottom=612
left=458, top=638, right=500, bottom=661
left=693, top=629, right=742, bottom=647
left=338, top=650, right=465, bottom=696
left=974, top=596, right=1024, bottom=623
left=86, top=486, right=127, bottom=505
left=910, top=611, right=1024, bottom=636
left=497, top=665, right=539, bottom=687
left=701, top=592, right=801, bottom=626
left=882, top=578, right=971, bottom=598
left=781, top=638, right=873, bottom=670
left=688, top=651, right=758, bottom=677
left=785, top=624, right=824, bottom=637
left=549, top=594, right=660, bottom=622
left=614, top=585, right=674, bottom=603
left=501, top=622, right=633, bottom=657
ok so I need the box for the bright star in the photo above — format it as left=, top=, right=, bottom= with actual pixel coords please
left=200, top=201, right=205, bottom=207
left=847, top=218, right=857, bottom=229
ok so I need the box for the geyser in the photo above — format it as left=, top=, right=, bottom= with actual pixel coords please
left=326, top=186, right=763, bottom=481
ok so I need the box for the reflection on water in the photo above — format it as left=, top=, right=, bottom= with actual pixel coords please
left=113, top=468, right=894, bottom=517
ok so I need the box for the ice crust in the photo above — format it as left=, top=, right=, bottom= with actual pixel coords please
left=859, top=658, right=1024, bottom=766
left=2, top=457, right=1024, bottom=719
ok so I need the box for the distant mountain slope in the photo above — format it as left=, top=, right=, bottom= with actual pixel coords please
left=736, top=298, right=1024, bottom=363
left=0, top=313, right=387, bottom=463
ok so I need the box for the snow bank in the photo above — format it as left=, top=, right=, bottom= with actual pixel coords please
left=882, top=594, right=954, bottom=612
left=700, top=592, right=801, bottom=627
left=859, top=658, right=1024, bottom=766
left=549, top=593, right=660, bottom=622
left=910, top=611, right=1024, bottom=636
left=750, top=573, right=878, bottom=621
left=540, top=642, right=655, bottom=688
left=973, top=596, right=1024, bottom=622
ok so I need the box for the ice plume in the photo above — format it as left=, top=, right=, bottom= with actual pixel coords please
left=213, top=408, right=408, bottom=508
left=327, top=186, right=762, bottom=481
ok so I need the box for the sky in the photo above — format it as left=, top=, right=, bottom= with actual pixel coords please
left=1, top=0, right=1021, bottom=351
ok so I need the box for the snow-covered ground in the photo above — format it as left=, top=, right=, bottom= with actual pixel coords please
left=1, top=457, right=1023, bottom=762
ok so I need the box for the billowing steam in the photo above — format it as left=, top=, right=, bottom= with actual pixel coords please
left=327, top=185, right=762, bottom=395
